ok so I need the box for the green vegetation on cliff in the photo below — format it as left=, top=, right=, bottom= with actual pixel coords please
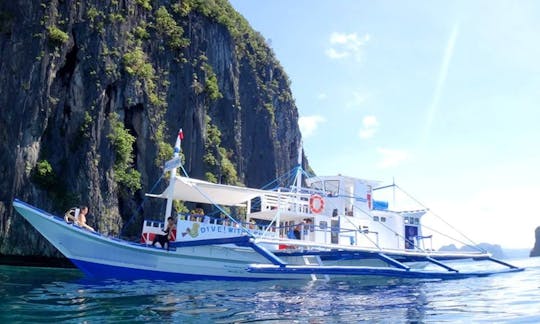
left=203, top=116, right=238, bottom=185
left=155, top=6, right=189, bottom=50
left=107, top=113, right=141, bottom=193
left=31, top=160, right=56, bottom=189
left=47, top=26, right=69, bottom=45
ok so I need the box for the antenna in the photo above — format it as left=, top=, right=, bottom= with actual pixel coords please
left=393, top=176, right=396, bottom=209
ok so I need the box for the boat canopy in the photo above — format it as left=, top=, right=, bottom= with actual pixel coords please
left=147, top=176, right=266, bottom=206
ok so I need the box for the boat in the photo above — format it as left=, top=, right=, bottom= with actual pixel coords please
left=13, top=129, right=523, bottom=281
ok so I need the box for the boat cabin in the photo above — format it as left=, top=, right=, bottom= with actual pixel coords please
left=143, top=174, right=428, bottom=252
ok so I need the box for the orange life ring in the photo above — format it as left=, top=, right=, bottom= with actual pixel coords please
left=309, top=194, right=325, bottom=214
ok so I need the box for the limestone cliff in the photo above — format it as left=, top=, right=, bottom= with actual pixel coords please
left=439, top=243, right=505, bottom=259
left=0, top=0, right=305, bottom=258
left=530, top=227, right=540, bottom=257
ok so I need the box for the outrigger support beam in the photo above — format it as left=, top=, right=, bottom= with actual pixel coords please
left=170, top=236, right=288, bottom=267
left=247, top=264, right=524, bottom=279
left=376, top=253, right=410, bottom=270
left=485, top=256, right=520, bottom=269
left=246, top=240, right=287, bottom=267
left=425, top=256, right=458, bottom=272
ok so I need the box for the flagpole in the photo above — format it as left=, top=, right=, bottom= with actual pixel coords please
left=295, top=141, right=303, bottom=213
left=164, top=128, right=183, bottom=223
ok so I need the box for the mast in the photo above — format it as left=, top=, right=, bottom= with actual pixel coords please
left=294, top=142, right=303, bottom=213
left=164, top=129, right=183, bottom=223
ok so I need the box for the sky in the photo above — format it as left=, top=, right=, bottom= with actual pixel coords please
left=229, top=0, right=540, bottom=249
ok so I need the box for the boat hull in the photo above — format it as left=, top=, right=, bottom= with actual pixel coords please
left=13, top=200, right=305, bottom=280
left=13, top=199, right=523, bottom=281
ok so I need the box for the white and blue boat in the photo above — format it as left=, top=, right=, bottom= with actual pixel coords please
left=13, top=130, right=523, bottom=281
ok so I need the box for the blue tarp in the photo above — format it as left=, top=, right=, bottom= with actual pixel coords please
left=373, top=200, right=389, bottom=210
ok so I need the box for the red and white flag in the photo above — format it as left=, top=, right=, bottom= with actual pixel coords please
left=174, top=128, right=183, bottom=153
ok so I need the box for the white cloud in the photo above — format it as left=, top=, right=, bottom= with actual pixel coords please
left=376, top=148, right=410, bottom=168
left=325, top=32, right=371, bottom=62
left=422, top=185, right=539, bottom=249
left=317, top=93, right=328, bottom=100
left=299, top=115, right=326, bottom=138
left=358, top=115, right=379, bottom=139
left=325, top=48, right=349, bottom=59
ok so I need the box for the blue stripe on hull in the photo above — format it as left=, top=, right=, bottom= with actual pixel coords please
left=70, top=259, right=268, bottom=281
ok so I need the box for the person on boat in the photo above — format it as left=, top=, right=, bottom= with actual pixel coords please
left=190, top=207, right=204, bottom=222
left=152, top=217, right=176, bottom=250
left=249, top=219, right=256, bottom=230
left=77, top=206, right=95, bottom=232
left=64, top=206, right=95, bottom=232
left=293, top=224, right=302, bottom=239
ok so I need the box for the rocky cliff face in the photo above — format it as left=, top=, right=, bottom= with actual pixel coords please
left=531, top=227, right=540, bottom=257
left=0, top=0, right=305, bottom=257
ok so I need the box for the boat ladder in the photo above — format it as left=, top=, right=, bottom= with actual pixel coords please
left=302, top=255, right=329, bottom=281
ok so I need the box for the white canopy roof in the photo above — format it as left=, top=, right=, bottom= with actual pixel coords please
left=148, top=176, right=267, bottom=206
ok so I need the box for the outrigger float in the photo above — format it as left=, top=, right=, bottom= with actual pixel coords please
left=13, top=129, right=523, bottom=281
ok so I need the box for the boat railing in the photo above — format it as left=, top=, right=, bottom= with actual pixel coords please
left=259, top=191, right=313, bottom=214
left=161, top=213, right=357, bottom=242
left=175, top=213, right=281, bottom=234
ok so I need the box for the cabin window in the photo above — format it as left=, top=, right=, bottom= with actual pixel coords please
left=414, top=218, right=419, bottom=225
left=311, top=181, right=323, bottom=191
left=319, top=221, right=327, bottom=229
left=373, top=216, right=379, bottom=222
left=404, top=217, right=409, bottom=224
left=250, top=197, right=261, bottom=212
left=381, top=217, right=386, bottom=222
left=325, top=180, right=340, bottom=197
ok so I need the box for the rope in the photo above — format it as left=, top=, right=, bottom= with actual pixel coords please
left=339, top=209, right=382, bottom=250
left=394, top=184, right=481, bottom=250
left=350, top=202, right=427, bottom=252
left=173, top=158, right=254, bottom=238
left=187, top=179, right=255, bottom=237
left=419, top=222, right=485, bottom=253
left=259, top=167, right=297, bottom=190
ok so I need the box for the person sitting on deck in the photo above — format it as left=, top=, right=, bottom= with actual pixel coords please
left=64, top=206, right=95, bottom=232
left=293, top=224, right=302, bottom=239
left=287, top=223, right=301, bottom=240
left=190, top=207, right=204, bottom=222
left=152, top=217, right=176, bottom=250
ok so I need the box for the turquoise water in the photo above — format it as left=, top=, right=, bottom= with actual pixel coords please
left=1, top=258, right=539, bottom=323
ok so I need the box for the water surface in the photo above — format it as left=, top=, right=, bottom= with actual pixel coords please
left=1, top=258, right=539, bottom=322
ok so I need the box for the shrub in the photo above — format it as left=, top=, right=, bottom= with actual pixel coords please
left=107, top=113, right=141, bottom=192
left=203, top=117, right=239, bottom=184
left=202, top=63, right=222, bottom=101
left=123, top=47, right=154, bottom=79
left=205, top=172, right=217, bottom=183
left=47, top=26, right=69, bottom=45
left=135, top=0, right=152, bottom=10
left=155, top=6, right=189, bottom=50
left=32, top=160, right=56, bottom=189
left=86, top=7, right=101, bottom=23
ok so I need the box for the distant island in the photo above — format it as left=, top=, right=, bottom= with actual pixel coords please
left=439, top=243, right=505, bottom=259
left=531, top=226, right=540, bottom=257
